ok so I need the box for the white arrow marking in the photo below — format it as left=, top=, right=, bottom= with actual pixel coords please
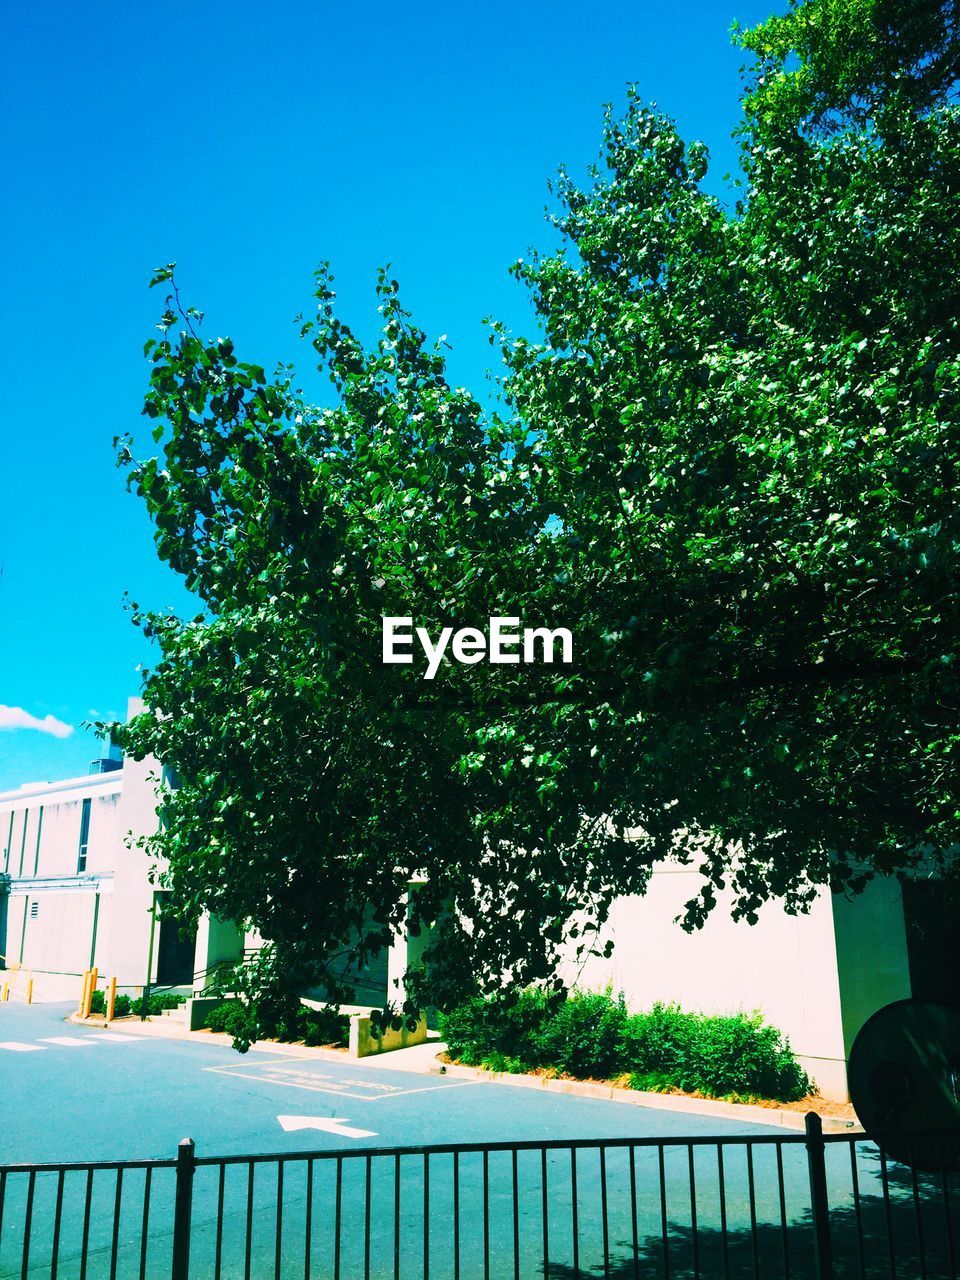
left=277, top=1115, right=377, bottom=1139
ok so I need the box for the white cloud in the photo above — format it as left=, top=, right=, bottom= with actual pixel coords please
left=0, top=705, right=74, bottom=739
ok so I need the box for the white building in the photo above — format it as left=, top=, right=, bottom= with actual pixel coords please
left=0, top=699, right=416, bottom=1013
left=0, top=700, right=246, bottom=1003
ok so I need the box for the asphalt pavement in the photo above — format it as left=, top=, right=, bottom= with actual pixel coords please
left=0, top=1002, right=781, bottom=1165
left=0, top=1004, right=927, bottom=1279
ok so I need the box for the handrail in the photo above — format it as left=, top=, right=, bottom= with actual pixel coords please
left=0, top=954, right=33, bottom=1002
left=140, top=947, right=390, bottom=1019
left=140, top=955, right=254, bottom=1019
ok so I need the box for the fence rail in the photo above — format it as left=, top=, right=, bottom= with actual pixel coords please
left=1, top=1117, right=958, bottom=1279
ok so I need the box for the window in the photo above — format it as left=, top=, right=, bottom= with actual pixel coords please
left=77, top=798, right=91, bottom=873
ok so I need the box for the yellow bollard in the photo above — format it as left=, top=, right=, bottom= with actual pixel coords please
left=106, top=976, right=117, bottom=1023
left=78, top=969, right=90, bottom=1016
left=83, top=967, right=99, bottom=1020
left=26, top=979, right=33, bottom=1005
left=1, top=983, right=8, bottom=1003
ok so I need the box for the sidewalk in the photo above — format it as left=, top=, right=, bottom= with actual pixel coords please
left=67, top=1010, right=447, bottom=1075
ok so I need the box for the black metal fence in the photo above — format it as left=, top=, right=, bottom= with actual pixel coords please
left=1, top=1116, right=958, bottom=1279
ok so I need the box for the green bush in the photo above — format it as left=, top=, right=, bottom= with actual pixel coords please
left=86, top=989, right=136, bottom=1018
left=204, top=1000, right=250, bottom=1038
left=532, top=990, right=629, bottom=1079
left=152, top=993, right=187, bottom=1011
left=620, top=1002, right=698, bottom=1079
left=439, top=991, right=811, bottom=1103
left=299, top=1006, right=349, bottom=1046
left=438, top=988, right=554, bottom=1069
left=131, top=992, right=187, bottom=1018
left=203, top=1000, right=349, bottom=1046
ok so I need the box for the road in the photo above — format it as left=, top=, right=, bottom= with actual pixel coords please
left=0, top=1004, right=937, bottom=1279
left=0, top=1002, right=773, bottom=1165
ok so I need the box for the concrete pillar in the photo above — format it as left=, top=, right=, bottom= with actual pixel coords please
left=386, top=880, right=431, bottom=1010
left=192, top=914, right=245, bottom=990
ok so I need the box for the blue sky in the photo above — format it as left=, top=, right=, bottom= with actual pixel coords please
left=0, top=0, right=773, bottom=790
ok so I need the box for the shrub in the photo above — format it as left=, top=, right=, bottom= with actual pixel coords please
left=151, top=993, right=187, bottom=1011
left=531, top=990, right=629, bottom=1079
left=299, top=1006, right=349, bottom=1046
left=203, top=999, right=349, bottom=1046
left=86, top=989, right=137, bottom=1019
left=439, top=990, right=811, bottom=1103
left=619, top=1003, right=698, bottom=1080
left=619, top=1003, right=810, bottom=1100
left=438, top=988, right=554, bottom=1068
left=204, top=1000, right=250, bottom=1038
left=91, top=991, right=189, bottom=1019
left=131, top=992, right=187, bottom=1018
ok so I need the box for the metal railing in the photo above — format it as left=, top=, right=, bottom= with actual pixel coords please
left=1, top=1117, right=958, bottom=1279
left=139, top=959, right=242, bottom=1020
left=0, top=954, right=32, bottom=1004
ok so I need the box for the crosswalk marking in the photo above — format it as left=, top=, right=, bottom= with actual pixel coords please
left=0, top=1034, right=145, bottom=1052
left=38, top=1036, right=99, bottom=1048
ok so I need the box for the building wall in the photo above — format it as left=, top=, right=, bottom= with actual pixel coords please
left=0, top=771, right=123, bottom=998
left=4, top=887, right=113, bottom=999
left=832, top=876, right=912, bottom=1058
left=1, top=774, right=123, bottom=881
left=559, top=866, right=851, bottom=1099
left=109, top=732, right=167, bottom=990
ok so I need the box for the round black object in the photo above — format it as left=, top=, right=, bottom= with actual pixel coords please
left=848, top=999, right=960, bottom=1171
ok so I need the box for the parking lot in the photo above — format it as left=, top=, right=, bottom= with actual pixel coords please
left=2, top=1004, right=944, bottom=1279
left=0, top=1002, right=778, bottom=1167
left=0, top=1001, right=789, bottom=1277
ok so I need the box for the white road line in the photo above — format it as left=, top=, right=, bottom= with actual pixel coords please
left=38, top=1037, right=99, bottom=1048
left=0, top=1042, right=46, bottom=1052
left=92, top=1034, right=140, bottom=1044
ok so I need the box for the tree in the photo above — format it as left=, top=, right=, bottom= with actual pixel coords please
left=737, top=0, right=960, bottom=133
left=114, top=0, right=960, bottom=1039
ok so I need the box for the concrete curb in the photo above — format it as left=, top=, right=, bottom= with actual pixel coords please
left=439, top=1062, right=862, bottom=1134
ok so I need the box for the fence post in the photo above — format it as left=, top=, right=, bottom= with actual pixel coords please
left=805, top=1112, right=834, bottom=1280
left=172, top=1138, right=196, bottom=1280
